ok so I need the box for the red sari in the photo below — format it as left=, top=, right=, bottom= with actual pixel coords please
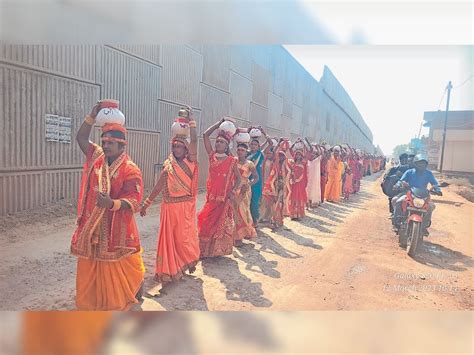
left=198, top=152, right=237, bottom=258
left=349, top=158, right=361, bottom=193
left=281, top=153, right=292, bottom=217
left=154, top=154, right=200, bottom=283
left=288, top=158, right=308, bottom=218
left=363, top=159, right=369, bottom=176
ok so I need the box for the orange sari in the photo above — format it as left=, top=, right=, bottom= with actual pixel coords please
left=198, top=152, right=237, bottom=258
left=154, top=155, right=200, bottom=283
left=234, top=160, right=257, bottom=241
left=325, top=155, right=344, bottom=203
left=22, top=312, right=112, bottom=355
left=71, top=143, right=145, bottom=311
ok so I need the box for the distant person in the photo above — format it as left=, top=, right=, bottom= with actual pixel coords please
left=325, top=146, right=344, bottom=203
left=306, top=144, right=322, bottom=208
left=381, top=153, right=410, bottom=214
left=234, top=142, right=259, bottom=247
left=198, top=119, right=242, bottom=258
left=343, top=167, right=353, bottom=200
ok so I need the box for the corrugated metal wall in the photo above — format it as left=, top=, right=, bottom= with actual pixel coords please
left=0, top=64, right=98, bottom=171
left=1, top=44, right=374, bottom=215
left=98, top=46, right=161, bottom=131
left=0, top=44, right=163, bottom=215
left=91, top=127, right=161, bottom=190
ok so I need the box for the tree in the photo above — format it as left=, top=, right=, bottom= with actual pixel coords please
left=392, top=144, right=409, bottom=158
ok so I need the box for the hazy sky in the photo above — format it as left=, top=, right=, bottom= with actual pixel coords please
left=285, top=46, right=473, bottom=155
left=285, top=1, right=473, bottom=155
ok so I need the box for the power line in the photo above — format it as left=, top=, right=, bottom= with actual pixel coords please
left=453, top=75, right=473, bottom=89
left=437, top=87, right=447, bottom=110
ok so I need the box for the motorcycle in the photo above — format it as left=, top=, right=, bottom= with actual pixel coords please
left=395, top=186, right=442, bottom=257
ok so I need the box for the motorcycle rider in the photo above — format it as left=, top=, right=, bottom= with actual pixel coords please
left=392, top=154, right=441, bottom=236
left=382, top=153, right=410, bottom=214
left=407, top=151, right=416, bottom=168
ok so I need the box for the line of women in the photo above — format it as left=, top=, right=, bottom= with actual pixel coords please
left=140, top=109, right=386, bottom=291
left=70, top=101, right=385, bottom=310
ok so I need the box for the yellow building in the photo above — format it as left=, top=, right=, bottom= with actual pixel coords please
left=423, top=110, right=474, bottom=173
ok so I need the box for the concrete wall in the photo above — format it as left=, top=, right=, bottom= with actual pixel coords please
left=432, top=128, right=474, bottom=173
left=1, top=44, right=374, bottom=215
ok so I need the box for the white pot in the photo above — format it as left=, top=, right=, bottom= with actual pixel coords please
left=95, top=108, right=125, bottom=127
left=234, top=129, right=251, bottom=144
left=249, top=128, right=262, bottom=138
left=171, top=119, right=190, bottom=137
left=294, top=141, right=304, bottom=150
left=219, top=120, right=236, bottom=136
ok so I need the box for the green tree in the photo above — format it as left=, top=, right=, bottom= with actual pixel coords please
left=392, top=144, right=409, bottom=158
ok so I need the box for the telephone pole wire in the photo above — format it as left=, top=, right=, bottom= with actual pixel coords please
left=439, top=81, right=452, bottom=173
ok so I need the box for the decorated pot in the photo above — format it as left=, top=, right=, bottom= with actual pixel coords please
left=249, top=127, right=262, bottom=138
left=95, top=99, right=125, bottom=126
left=171, top=118, right=190, bottom=137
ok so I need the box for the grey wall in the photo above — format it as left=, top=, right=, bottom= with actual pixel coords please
left=0, top=44, right=374, bottom=215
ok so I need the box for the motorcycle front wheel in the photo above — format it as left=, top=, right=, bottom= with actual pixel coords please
left=407, top=221, right=421, bottom=257
left=398, top=224, right=407, bottom=248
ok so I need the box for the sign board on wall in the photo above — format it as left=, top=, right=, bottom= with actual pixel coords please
left=427, top=141, right=440, bottom=168
left=45, top=114, right=72, bottom=143
left=45, top=114, right=59, bottom=141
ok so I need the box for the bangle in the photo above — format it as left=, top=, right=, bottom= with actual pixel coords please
left=189, top=120, right=197, bottom=128
left=143, top=198, right=152, bottom=208
left=109, top=199, right=121, bottom=212
left=84, top=115, right=95, bottom=126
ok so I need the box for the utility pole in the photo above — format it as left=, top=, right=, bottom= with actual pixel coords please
left=417, top=120, right=423, bottom=139
left=439, top=81, right=452, bottom=173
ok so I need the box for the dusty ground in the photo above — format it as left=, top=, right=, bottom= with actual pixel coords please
left=436, top=173, right=474, bottom=202
left=0, top=171, right=472, bottom=311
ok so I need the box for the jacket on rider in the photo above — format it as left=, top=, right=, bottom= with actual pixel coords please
left=392, top=155, right=440, bottom=233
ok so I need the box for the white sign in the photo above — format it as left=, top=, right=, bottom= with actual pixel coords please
left=45, top=114, right=59, bottom=142
left=58, top=116, right=72, bottom=144
left=45, top=114, right=72, bottom=143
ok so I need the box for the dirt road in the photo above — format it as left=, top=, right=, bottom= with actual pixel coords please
left=1, top=171, right=472, bottom=310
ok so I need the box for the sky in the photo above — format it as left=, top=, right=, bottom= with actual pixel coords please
left=285, top=45, right=473, bottom=155
left=285, top=1, right=473, bottom=155
left=1, top=0, right=471, bottom=156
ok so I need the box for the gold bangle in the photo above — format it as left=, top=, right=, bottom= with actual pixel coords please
left=189, top=120, right=197, bottom=128
left=109, top=199, right=121, bottom=212
left=84, top=115, right=95, bottom=126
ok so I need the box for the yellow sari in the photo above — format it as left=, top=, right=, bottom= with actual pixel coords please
left=234, top=160, right=257, bottom=241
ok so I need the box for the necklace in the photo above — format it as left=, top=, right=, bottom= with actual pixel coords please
left=215, top=152, right=227, bottom=159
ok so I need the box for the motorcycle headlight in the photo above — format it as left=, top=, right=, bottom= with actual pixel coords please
left=413, top=198, right=425, bottom=208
